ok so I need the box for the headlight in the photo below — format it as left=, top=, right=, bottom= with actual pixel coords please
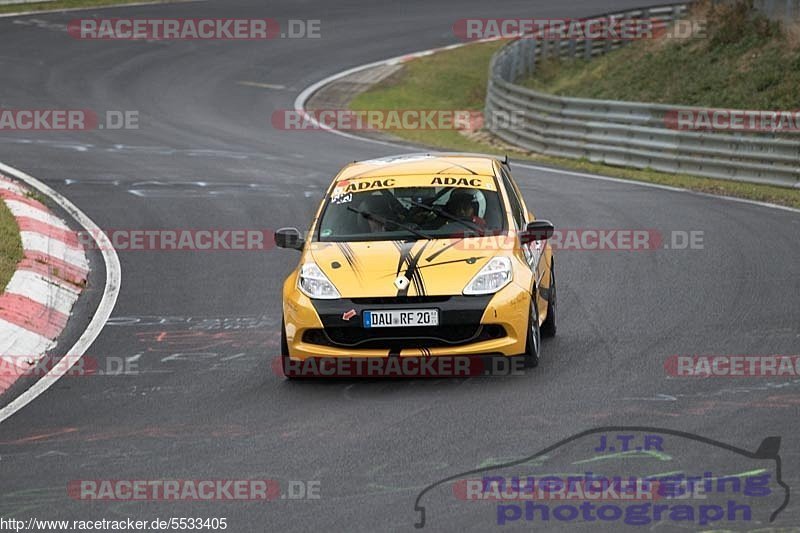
left=298, top=262, right=341, bottom=299
left=463, top=256, right=513, bottom=295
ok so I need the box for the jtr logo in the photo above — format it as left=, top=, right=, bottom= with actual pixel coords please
left=431, top=177, right=483, bottom=187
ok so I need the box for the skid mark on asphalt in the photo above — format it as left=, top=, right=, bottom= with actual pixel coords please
left=137, top=330, right=278, bottom=368
left=100, top=313, right=282, bottom=375
left=619, top=378, right=800, bottom=415
left=0, top=423, right=253, bottom=447
left=0, top=138, right=292, bottom=161
left=58, top=177, right=322, bottom=198
left=0, top=488, right=61, bottom=519
left=126, top=180, right=312, bottom=198
left=0, top=427, right=78, bottom=445
left=11, top=19, right=67, bottom=32
left=108, top=314, right=279, bottom=330
left=137, top=329, right=276, bottom=352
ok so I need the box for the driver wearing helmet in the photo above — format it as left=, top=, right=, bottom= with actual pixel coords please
left=358, top=194, right=396, bottom=233
left=444, top=190, right=486, bottom=229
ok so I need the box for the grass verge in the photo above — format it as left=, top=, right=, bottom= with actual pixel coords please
left=349, top=40, right=800, bottom=209
left=520, top=1, right=800, bottom=109
left=0, top=0, right=175, bottom=15
left=0, top=198, right=23, bottom=292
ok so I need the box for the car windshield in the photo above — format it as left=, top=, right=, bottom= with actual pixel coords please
left=316, top=177, right=506, bottom=242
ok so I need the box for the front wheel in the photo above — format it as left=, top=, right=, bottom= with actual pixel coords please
left=524, top=298, right=541, bottom=368
left=280, top=317, right=297, bottom=379
left=541, top=259, right=557, bottom=338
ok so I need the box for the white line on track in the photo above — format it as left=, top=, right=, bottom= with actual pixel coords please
left=0, top=161, right=121, bottom=424
left=294, top=48, right=800, bottom=216
left=237, top=81, right=288, bottom=91
left=0, top=0, right=206, bottom=19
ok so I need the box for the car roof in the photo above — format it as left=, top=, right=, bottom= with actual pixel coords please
left=335, top=153, right=504, bottom=181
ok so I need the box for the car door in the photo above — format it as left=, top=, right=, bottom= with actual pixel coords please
left=500, top=166, right=548, bottom=318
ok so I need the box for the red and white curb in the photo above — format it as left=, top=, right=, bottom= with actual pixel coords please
left=0, top=175, right=89, bottom=394
left=0, top=162, right=118, bottom=425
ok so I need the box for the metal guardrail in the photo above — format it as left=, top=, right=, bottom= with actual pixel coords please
left=752, top=0, right=800, bottom=22
left=485, top=2, right=800, bottom=188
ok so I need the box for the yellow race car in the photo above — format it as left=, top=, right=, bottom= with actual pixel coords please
left=275, top=153, right=556, bottom=376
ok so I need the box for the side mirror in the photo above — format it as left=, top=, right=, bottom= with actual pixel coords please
left=275, top=227, right=305, bottom=251
left=519, top=220, right=554, bottom=244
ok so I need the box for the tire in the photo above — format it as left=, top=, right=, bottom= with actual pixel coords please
left=541, top=259, right=557, bottom=338
left=280, top=317, right=296, bottom=379
left=524, top=298, right=541, bottom=368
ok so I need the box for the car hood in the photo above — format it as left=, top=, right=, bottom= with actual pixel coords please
left=308, top=239, right=493, bottom=298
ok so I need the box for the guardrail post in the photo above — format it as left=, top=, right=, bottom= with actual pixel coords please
left=604, top=15, right=615, bottom=55
left=568, top=38, right=577, bottom=59
left=673, top=4, right=683, bottom=21
left=511, top=44, right=522, bottom=81
left=583, top=37, right=592, bottom=61
left=522, top=39, right=529, bottom=77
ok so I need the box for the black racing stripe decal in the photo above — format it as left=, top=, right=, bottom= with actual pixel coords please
left=336, top=242, right=360, bottom=276
left=416, top=257, right=484, bottom=270
left=407, top=244, right=425, bottom=295
left=437, top=162, right=478, bottom=175
left=436, top=165, right=460, bottom=174
left=398, top=241, right=431, bottom=297
left=395, top=240, right=414, bottom=277
left=425, top=239, right=464, bottom=262
left=411, top=267, right=426, bottom=297
left=388, top=348, right=401, bottom=357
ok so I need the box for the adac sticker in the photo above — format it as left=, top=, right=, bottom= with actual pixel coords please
left=430, top=176, right=493, bottom=189
left=332, top=178, right=396, bottom=196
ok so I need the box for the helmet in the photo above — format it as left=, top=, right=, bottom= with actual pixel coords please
left=445, top=190, right=479, bottom=217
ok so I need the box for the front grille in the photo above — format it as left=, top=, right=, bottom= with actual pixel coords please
left=350, top=296, right=451, bottom=305
left=302, top=325, right=506, bottom=350
left=306, top=294, right=497, bottom=350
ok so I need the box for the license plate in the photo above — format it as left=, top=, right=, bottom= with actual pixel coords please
left=363, top=309, right=439, bottom=328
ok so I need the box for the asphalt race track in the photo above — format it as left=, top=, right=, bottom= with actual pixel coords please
left=0, top=0, right=798, bottom=531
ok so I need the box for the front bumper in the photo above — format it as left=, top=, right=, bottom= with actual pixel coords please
left=283, top=281, right=530, bottom=360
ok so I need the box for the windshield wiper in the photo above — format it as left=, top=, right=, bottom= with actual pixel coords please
left=407, top=199, right=486, bottom=236
left=346, top=206, right=433, bottom=240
